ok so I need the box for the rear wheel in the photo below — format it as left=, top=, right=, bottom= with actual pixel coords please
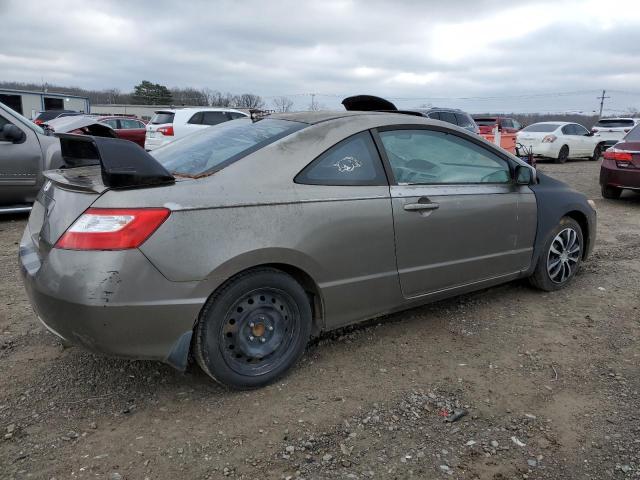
left=529, top=217, right=583, bottom=291
left=601, top=184, right=622, bottom=199
left=590, top=143, right=603, bottom=161
left=555, top=145, right=569, bottom=164
left=195, top=268, right=312, bottom=389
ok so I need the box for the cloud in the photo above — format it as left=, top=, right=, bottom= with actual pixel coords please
left=0, top=0, right=638, bottom=112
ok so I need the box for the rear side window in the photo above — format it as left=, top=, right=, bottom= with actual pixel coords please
left=229, top=112, right=247, bottom=120
left=522, top=124, right=559, bottom=132
left=595, top=119, right=634, bottom=128
left=295, top=131, right=387, bottom=186
left=150, top=112, right=175, bottom=124
left=455, top=113, right=475, bottom=128
left=152, top=118, right=305, bottom=177
left=187, top=112, right=203, bottom=124
left=438, top=111, right=457, bottom=125
left=101, top=119, right=119, bottom=129
left=427, top=112, right=440, bottom=120
left=121, top=119, right=143, bottom=129
left=202, top=111, right=229, bottom=125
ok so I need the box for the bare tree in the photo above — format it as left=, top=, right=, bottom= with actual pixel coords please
left=272, top=96, right=294, bottom=112
left=234, top=93, right=265, bottom=109
left=308, top=94, right=323, bottom=111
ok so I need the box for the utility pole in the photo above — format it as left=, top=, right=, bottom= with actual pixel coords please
left=597, top=90, right=610, bottom=117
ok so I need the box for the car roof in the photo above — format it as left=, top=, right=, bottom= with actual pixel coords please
left=154, top=107, right=247, bottom=114
left=415, top=107, right=470, bottom=114
left=269, top=111, right=392, bottom=124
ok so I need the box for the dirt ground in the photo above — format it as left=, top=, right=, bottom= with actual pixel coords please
left=1, top=160, right=639, bottom=480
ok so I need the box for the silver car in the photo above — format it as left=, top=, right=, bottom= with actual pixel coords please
left=20, top=111, right=596, bottom=389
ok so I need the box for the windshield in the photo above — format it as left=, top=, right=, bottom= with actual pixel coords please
left=595, top=119, right=635, bottom=128
left=152, top=118, right=306, bottom=176
left=522, top=123, right=559, bottom=133
left=0, top=103, right=45, bottom=134
left=474, top=118, right=498, bottom=126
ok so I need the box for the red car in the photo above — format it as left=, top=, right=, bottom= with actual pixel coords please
left=600, top=123, right=640, bottom=199
left=473, top=116, right=522, bottom=135
left=97, top=116, right=147, bottom=148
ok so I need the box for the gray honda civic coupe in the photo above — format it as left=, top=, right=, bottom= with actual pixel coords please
left=20, top=111, right=596, bottom=389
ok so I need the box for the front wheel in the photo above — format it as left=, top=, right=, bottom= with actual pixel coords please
left=195, top=268, right=312, bottom=389
left=529, top=217, right=583, bottom=291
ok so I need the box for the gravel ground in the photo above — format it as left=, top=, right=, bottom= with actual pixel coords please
left=1, top=159, right=639, bottom=480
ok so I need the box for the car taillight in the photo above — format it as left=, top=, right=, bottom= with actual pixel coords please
left=157, top=125, right=174, bottom=136
left=542, top=135, right=556, bottom=143
left=603, top=148, right=632, bottom=162
left=55, top=208, right=170, bottom=250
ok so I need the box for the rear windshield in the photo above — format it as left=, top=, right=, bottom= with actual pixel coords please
left=35, top=111, right=64, bottom=121
left=474, top=118, right=498, bottom=126
left=595, top=119, right=635, bottom=128
left=522, top=124, right=559, bottom=132
left=150, top=112, right=175, bottom=124
left=624, top=124, right=640, bottom=141
left=152, top=118, right=306, bottom=177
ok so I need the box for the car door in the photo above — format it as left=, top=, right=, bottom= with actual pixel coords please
left=571, top=123, right=594, bottom=155
left=0, top=112, right=43, bottom=206
left=560, top=125, right=580, bottom=156
left=118, top=118, right=146, bottom=147
left=376, top=126, right=536, bottom=298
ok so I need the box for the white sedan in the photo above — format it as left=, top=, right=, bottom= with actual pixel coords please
left=516, top=122, right=604, bottom=163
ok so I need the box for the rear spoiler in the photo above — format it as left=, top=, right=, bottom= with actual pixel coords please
left=56, top=133, right=175, bottom=189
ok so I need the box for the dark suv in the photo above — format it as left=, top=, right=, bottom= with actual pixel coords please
left=413, top=108, right=479, bottom=133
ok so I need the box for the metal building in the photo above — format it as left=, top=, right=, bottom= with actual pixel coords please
left=0, top=88, right=90, bottom=119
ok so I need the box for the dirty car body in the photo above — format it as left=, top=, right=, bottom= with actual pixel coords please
left=20, top=111, right=597, bottom=389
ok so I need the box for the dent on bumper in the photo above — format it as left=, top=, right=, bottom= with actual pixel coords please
left=19, top=231, right=205, bottom=365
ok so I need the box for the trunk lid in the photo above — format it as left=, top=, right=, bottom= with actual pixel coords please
left=614, top=141, right=640, bottom=167
left=516, top=131, right=549, bottom=148
left=27, top=166, right=106, bottom=252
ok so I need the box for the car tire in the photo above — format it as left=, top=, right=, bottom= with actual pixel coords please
left=195, top=268, right=312, bottom=389
left=555, top=145, right=569, bottom=164
left=601, top=185, right=622, bottom=199
left=529, top=217, right=583, bottom=292
left=590, top=143, right=603, bottom=161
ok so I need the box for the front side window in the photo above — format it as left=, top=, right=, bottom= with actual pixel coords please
left=295, top=131, right=386, bottom=186
left=573, top=124, right=589, bottom=135
left=379, top=129, right=511, bottom=185
left=152, top=118, right=305, bottom=177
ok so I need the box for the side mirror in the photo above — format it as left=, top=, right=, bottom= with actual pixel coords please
left=515, top=165, right=533, bottom=185
left=2, top=124, right=26, bottom=143
left=585, top=131, right=594, bottom=136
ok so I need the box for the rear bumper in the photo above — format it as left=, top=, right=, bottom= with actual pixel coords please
left=525, top=143, right=560, bottom=158
left=599, top=159, right=640, bottom=190
left=19, top=229, right=205, bottom=368
left=144, top=136, right=171, bottom=151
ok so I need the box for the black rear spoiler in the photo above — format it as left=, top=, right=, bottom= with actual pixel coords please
left=56, top=133, right=174, bottom=189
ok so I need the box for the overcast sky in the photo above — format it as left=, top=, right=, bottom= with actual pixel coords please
left=1, top=0, right=639, bottom=113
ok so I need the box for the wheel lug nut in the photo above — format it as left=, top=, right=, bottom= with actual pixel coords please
left=248, top=335, right=254, bottom=342
left=249, top=322, right=255, bottom=328
left=260, top=338, right=266, bottom=343
left=267, top=326, right=274, bottom=331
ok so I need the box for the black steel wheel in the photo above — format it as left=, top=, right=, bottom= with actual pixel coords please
left=529, top=217, right=583, bottom=291
left=555, top=145, right=569, bottom=164
left=195, top=268, right=312, bottom=389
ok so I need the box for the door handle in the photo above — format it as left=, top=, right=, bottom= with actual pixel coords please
left=403, top=201, right=440, bottom=211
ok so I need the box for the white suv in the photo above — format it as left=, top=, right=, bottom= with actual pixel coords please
left=592, top=118, right=640, bottom=148
left=144, top=107, right=249, bottom=151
